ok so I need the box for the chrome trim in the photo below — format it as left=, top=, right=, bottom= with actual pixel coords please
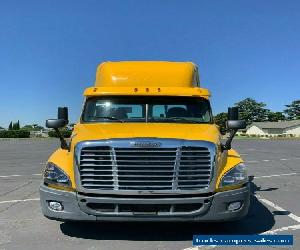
left=172, top=147, right=181, bottom=190
left=111, top=147, right=118, bottom=190
left=74, top=138, right=217, bottom=195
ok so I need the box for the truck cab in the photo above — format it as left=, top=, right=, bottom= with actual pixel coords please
left=40, top=61, right=249, bottom=222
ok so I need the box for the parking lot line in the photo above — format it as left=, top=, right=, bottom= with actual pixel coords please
left=0, top=174, right=22, bottom=178
left=254, top=173, right=297, bottom=179
left=183, top=246, right=216, bottom=250
left=0, top=198, right=40, bottom=204
left=245, top=157, right=300, bottom=164
left=184, top=224, right=300, bottom=249
left=0, top=174, right=42, bottom=178
left=263, top=224, right=300, bottom=235
left=183, top=192, right=300, bottom=250
left=257, top=195, right=300, bottom=223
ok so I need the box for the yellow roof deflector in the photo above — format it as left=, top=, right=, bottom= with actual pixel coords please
left=84, top=61, right=211, bottom=98
left=95, top=61, right=199, bottom=87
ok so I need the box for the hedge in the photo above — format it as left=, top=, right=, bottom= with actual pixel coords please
left=0, top=130, right=30, bottom=138
left=48, top=129, right=72, bottom=138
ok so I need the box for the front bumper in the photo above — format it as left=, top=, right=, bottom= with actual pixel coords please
left=40, top=184, right=250, bottom=222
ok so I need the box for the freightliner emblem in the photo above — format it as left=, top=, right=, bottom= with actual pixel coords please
left=131, top=141, right=162, bottom=147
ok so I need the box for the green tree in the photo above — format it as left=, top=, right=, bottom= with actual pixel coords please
left=284, top=100, right=300, bottom=120
left=8, top=121, right=13, bottom=130
left=214, top=112, right=227, bottom=132
left=235, top=98, right=269, bottom=125
left=23, top=124, right=44, bottom=131
left=34, top=125, right=44, bottom=131
left=267, top=111, right=285, bottom=122
left=12, top=121, right=20, bottom=130
left=48, top=129, right=72, bottom=138
left=22, top=125, right=34, bottom=131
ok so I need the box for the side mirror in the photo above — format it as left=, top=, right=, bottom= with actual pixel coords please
left=46, top=119, right=67, bottom=129
left=227, top=120, right=246, bottom=130
left=46, top=107, right=70, bottom=150
left=228, top=107, right=239, bottom=120
left=58, top=107, right=69, bottom=124
left=222, top=107, right=246, bottom=151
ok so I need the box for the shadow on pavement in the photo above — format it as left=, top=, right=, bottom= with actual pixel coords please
left=60, top=179, right=276, bottom=241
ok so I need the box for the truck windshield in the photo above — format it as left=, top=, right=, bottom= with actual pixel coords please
left=82, top=96, right=212, bottom=123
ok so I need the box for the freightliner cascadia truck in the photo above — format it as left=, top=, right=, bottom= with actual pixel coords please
left=40, top=61, right=249, bottom=222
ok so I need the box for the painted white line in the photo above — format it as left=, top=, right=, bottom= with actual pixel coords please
left=183, top=194, right=300, bottom=249
left=183, top=246, right=216, bottom=250
left=254, top=173, right=297, bottom=179
left=263, top=224, right=300, bottom=235
left=0, top=175, right=22, bottom=178
left=257, top=196, right=300, bottom=223
left=0, top=174, right=42, bottom=178
left=280, top=158, right=288, bottom=161
left=262, top=159, right=270, bottom=162
left=0, top=198, right=40, bottom=204
left=183, top=224, right=300, bottom=250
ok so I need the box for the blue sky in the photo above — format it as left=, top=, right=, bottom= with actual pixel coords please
left=0, top=0, right=299, bottom=127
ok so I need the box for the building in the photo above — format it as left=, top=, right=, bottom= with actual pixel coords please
left=30, top=129, right=50, bottom=138
left=246, top=120, right=300, bottom=137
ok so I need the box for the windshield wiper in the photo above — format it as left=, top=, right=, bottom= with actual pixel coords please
left=150, top=117, right=201, bottom=124
left=167, top=117, right=202, bottom=123
left=89, top=116, right=125, bottom=123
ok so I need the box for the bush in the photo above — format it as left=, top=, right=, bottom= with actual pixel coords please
left=48, top=129, right=72, bottom=138
left=0, top=130, right=30, bottom=138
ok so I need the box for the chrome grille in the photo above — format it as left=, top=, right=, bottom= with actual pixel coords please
left=79, top=146, right=212, bottom=191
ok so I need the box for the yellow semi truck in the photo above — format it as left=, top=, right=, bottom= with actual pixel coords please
left=40, top=61, right=249, bottom=222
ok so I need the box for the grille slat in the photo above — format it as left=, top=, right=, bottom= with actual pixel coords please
left=81, top=174, right=210, bottom=178
left=80, top=169, right=211, bottom=173
left=79, top=145, right=212, bottom=191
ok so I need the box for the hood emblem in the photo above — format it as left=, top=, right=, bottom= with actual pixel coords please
left=131, top=141, right=161, bottom=148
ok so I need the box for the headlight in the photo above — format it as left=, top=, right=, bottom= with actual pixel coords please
left=44, top=162, right=71, bottom=187
left=220, top=163, right=247, bottom=187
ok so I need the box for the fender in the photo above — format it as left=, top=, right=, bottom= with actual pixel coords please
left=215, top=148, right=244, bottom=192
left=47, top=149, right=76, bottom=189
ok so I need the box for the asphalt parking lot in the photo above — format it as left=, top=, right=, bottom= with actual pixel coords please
left=0, top=139, right=299, bottom=250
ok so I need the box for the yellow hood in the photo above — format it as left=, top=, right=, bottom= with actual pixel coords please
left=72, top=123, right=221, bottom=146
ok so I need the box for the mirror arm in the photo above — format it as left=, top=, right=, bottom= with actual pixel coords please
left=221, top=129, right=237, bottom=151
left=54, top=128, right=69, bottom=150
